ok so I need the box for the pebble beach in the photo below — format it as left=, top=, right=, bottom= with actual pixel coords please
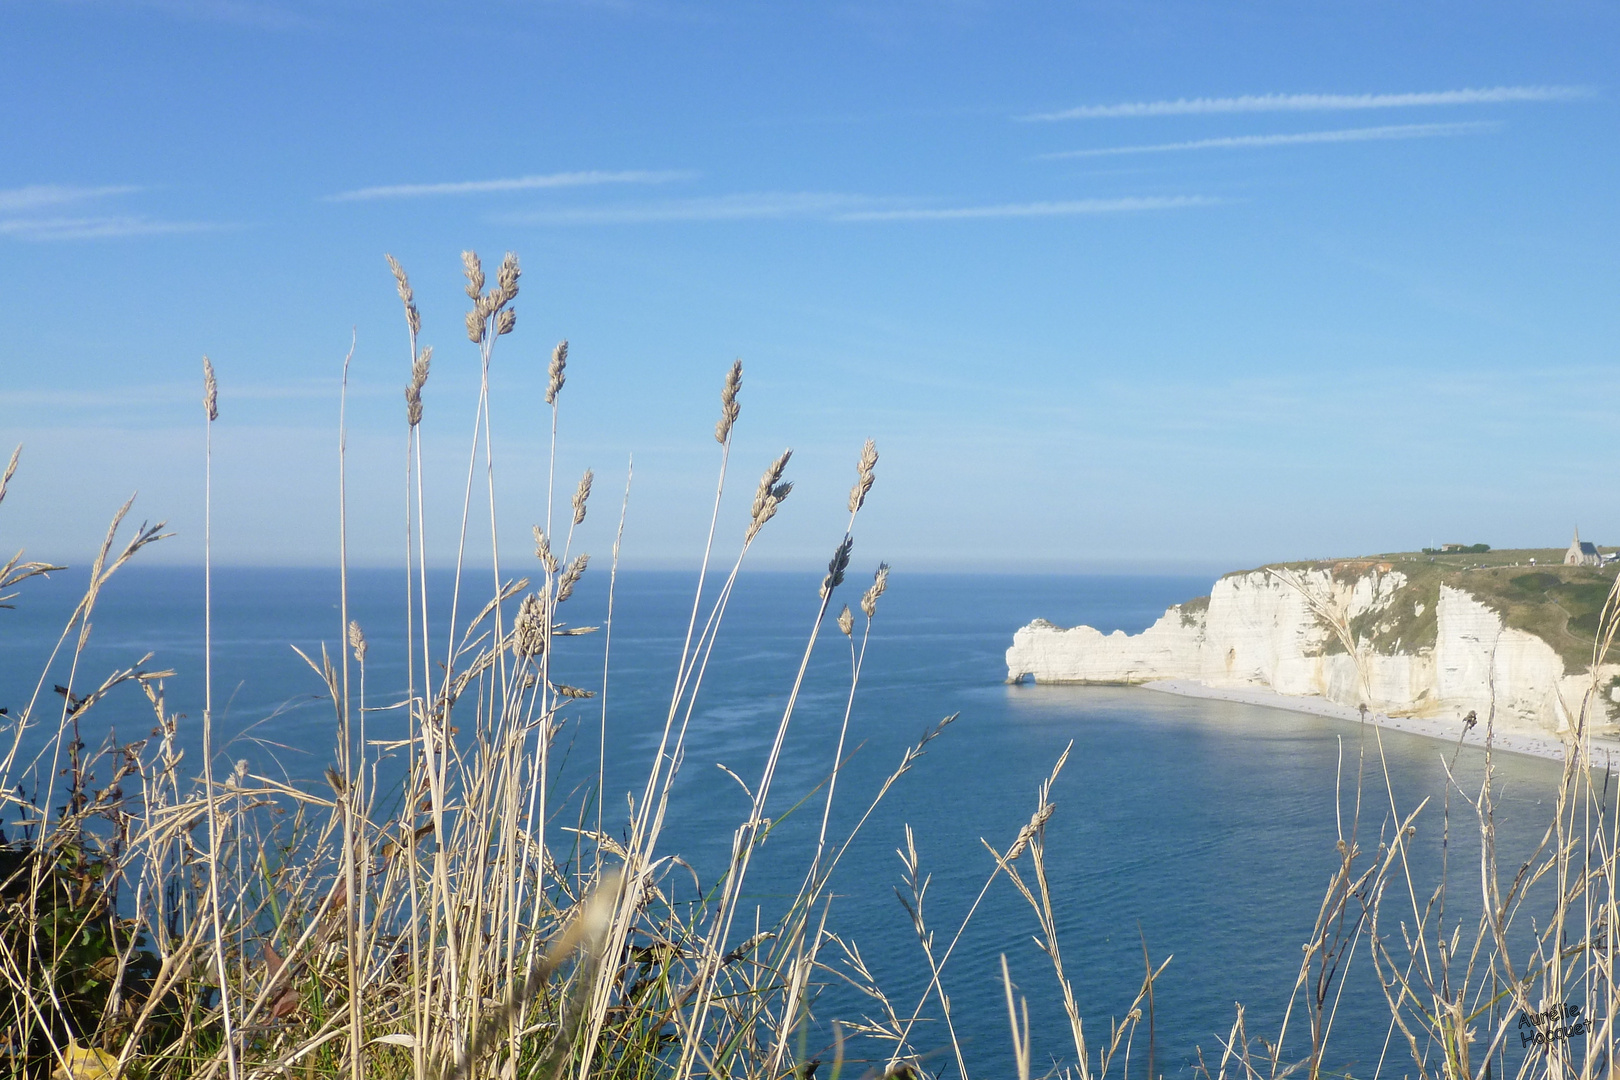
left=1143, top=678, right=1620, bottom=767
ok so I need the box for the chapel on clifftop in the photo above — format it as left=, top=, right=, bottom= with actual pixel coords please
left=1566, top=528, right=1602, bottom=567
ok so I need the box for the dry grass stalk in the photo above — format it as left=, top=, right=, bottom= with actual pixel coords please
left=197, top=351, right=240, bottom=1080
left=668, top=440, right=887, bottom=1080
left=385, top=252, right=435, bottom=1080
left=1002, top=955, right=1032, bottom=1080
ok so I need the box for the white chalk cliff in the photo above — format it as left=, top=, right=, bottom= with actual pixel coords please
left=1006, top=566, right=1619, bottom=734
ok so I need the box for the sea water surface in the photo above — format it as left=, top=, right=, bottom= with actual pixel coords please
left=0, top=567, right=1570, bottom=1077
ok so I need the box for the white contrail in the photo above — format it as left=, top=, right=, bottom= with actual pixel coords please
left=1038, top=121, right=1496, bottom=159
left=328, top=169, right=695, bottom=201
left=1020, top=85, right=1591, bottom=122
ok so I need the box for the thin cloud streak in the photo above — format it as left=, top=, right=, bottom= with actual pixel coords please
left=504, top=192, right=1218, bottom=225
left=0, top=184, right=143, bottom=212
left=0, top=216, right=224, bottom=241
left=504, top=192, right=878, bottom=224
left=329, top=169, right=697, bottom=201
left=1038, top=121, right=1496, bottom=159
left=837, top=196, right=1219, bottom=220
left=1021, top=85, right=1591, bottom=121
left=0, top=185, right=223, bottom=241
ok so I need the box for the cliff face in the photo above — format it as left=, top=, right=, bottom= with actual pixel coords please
left=1006, top=566, right=1619, bottom=734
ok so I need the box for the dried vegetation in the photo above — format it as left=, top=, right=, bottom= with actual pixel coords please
left=4, top=259, right=1620, bottom=1080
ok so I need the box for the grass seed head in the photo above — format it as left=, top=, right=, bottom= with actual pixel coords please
left=547, top=339, right=569, bottom=404
left=820, top=536, right=853, bottom=599
left=745, top=449, right=793, bottom=543
left=496, top=251, right=521, bottom=304
left=406, top=345, right=432, bottom=426
left=555, top=683, right=595, bottom=699
left=0, top=445, right=18, bottom=507
left=472, top=291, right=491, bottom=319
left=347, top=620, right=367, bottom=664
left=385, top=253, right=420, bottom=337
left=465, top=308, right=485, bottom=344
left=497, top=308, right=516, bottom=336
left=533, top=525, right=559, bottom=574
left=557, top=553, right=589, bottom=603
left=1007, top=803, right=1056, bottom=861
left=461, top=249, right=484, bottom=300
left=514, top=592, right=546, bottom=657
left=848, top=438, right=878, bottom=514
left=861, top=562, right=890, bottom=618
left=838, top=604, right=853, bottom=637
left=715, top=359, right=742, bottom=444
left=572, top=468, right=594, bottom=526
left=202, top=355, right=218, bottom=422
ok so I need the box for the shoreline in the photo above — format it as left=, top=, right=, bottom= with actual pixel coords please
left=1140, top=679, right=1620, bottom=766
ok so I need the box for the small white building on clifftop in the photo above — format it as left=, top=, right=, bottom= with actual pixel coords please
left=1566, top=528, right=1602, bottom=567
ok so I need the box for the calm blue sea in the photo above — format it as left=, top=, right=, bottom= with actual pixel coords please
left=0, top=567, right=1568, bottom=1077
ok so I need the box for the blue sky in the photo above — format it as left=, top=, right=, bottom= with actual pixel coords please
left=1, top=1, right=1616, bottom=571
